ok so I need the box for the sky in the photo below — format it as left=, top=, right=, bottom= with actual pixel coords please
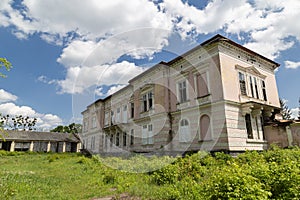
left=0, top=0, right=300, bottom=130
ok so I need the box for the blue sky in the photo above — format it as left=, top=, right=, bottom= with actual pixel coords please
left=0, top=0, right=299, bottom=130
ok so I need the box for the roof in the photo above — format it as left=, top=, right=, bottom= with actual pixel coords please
left=0, top=130, right=81, bottom=143
left=82, top=34, right=280, bottom=114
left=168, top=34, right=280, bottom=68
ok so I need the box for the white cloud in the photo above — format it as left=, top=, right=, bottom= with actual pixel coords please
left=1, top=0, right=172, bottom=42
left=0, top=102, right=63, bottom=130
left=160, top=0, right=300, bottom=59
left=3, top=0, right=300, bottom=95
left=0, top=89, right=18, bottom=103
left=107, top=85, right=127, bottom=96
left=94, top=84, right=127, bottom=97
left=284, top=61, right=300, bottom=69
left=57, top=61, right=146, bottom=94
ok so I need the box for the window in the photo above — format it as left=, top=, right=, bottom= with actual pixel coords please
left=110, top=134, right=113, bottom=147
left=261, top=116, right=265, bottom=140
left=148, top=92, right=153, bottom=109
left=143, top=94, right=147, bottom=112
left=83, top=120, right=88, bottom=132
left=255, top=116, right=260, bottom=139
left=111, top=111, right=114, bottom=124
left=178, top=80, right=187, bottom=103
left=123, top=132, right=127, bottom=146
left=261, top=80, right=267, bottom=101
left=142, top=124, right=154, bottom=145
left=130, top=129, right=134, bottom=145
left=196, top=72, right=209, bottom=97
left=250, top=76, right=254, bottom=98
left=116, top=107, right=121, bottom=123
left=245, top=114, right=253, bottom=139
left=200, top=115, right=212, bottom=141
left=116, top=132, right=120, bottom=146
left=148, top=124, right=153, bottom=144
left=91, top=136, right=95, bottom=150
left=142, top=91, right=154, bottom=112
left=254, top=77, right=259, bottom=99
left=239, top=72, right=247, bottom=95
left=179, top=119, right=191, bottom=142
left=92, top=116, right=97, bottom=128
left=131, top=102, right=134, bottom=118
left=104, top=112, right=109, bottom=126
left=123, top=105, right=127, bottom=123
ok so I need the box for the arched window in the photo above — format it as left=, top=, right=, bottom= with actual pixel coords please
left=179, top=119, right=191, bottom=142
left=200, top=115, right=212, bottom=141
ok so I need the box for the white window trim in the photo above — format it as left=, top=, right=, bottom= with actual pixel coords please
left=177, top=79, right=189, bottom=103
left=142, top=124, right=154, bottom=145
left=179, top=119, right=191, bottom=143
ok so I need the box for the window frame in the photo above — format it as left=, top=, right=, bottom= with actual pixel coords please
left=179, top=119, right=191, bottom=143
left=239, top=72, right=247, bottom=96
left=177, top=79, right=188, bottom=103
left=245, top=114, right=253, bottom=139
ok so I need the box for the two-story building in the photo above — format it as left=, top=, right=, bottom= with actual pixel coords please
left=81, top=34, right=281, bottom=155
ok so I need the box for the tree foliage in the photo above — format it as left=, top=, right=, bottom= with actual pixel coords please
left=279, top=98, right=292, bottom=120
left=0, top=58, right=12, bottom=78
left=50, top=123, right=82, bottom=133
left=0, top=114, right=37, bottom=131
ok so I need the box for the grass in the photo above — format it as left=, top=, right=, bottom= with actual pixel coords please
left=0, top=147, right=299, bottom=199
left=0, top=151, right=174, bottom=199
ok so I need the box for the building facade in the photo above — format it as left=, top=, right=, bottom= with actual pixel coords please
left=0, top=130, right=81, bottom=153
left=81, top=34, right=281, bottom=155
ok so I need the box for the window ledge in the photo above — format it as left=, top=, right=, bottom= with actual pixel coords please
left=179, top=141, right=192, bottom=144
left=176, top=100, right=190, bottom=105
left=240, top=95, right=267, bottom=104
left=246, top=139, right=267, bottom=144
left=198, top=139, right=213, bottom=142
left=197, top=94, right=211, bottom=99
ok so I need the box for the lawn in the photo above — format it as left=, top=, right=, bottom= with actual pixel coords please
left=0, top=146, right=299, bottom=199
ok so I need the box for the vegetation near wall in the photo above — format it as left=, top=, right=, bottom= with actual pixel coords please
left=0, top=146, right=299, bottom=199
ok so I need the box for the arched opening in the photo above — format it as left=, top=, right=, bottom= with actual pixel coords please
left=200, top=115, right=212, bottom=141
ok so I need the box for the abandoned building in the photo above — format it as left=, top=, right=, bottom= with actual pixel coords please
left=81, top=34, right=298, bottom=155
left=0, top=130, right=81, bottom=153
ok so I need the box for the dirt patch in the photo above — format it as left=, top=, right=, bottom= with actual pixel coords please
left=92, top=193, right=141, bottom=200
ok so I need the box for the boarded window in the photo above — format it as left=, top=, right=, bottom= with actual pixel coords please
left=197, top=72, right=209, bottom=97
left=200, top=115, right=212, bottom=140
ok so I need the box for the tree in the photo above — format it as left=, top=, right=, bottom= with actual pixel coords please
left=279, top=99, right=292, bottom=120
left=0, top=58, right=12, bottom=78
left=0, top=114, right=37, bottom=131
left=50, top=123, right=82, bottom=133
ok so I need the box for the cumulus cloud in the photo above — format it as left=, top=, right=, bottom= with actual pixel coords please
left=2, top=0, right=300, bottom=95
left=0, top=89, right=18, bottom=103
left=0, top=102, right=63, bottom=130
left=284, top=61, right=300, bottom=69
left=160, top=0, right=300, bottom=59
left=57, top=61, right=146, bottom=94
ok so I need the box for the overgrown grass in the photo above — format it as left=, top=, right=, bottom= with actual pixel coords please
left=0, top=146, right=299, bottom=199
